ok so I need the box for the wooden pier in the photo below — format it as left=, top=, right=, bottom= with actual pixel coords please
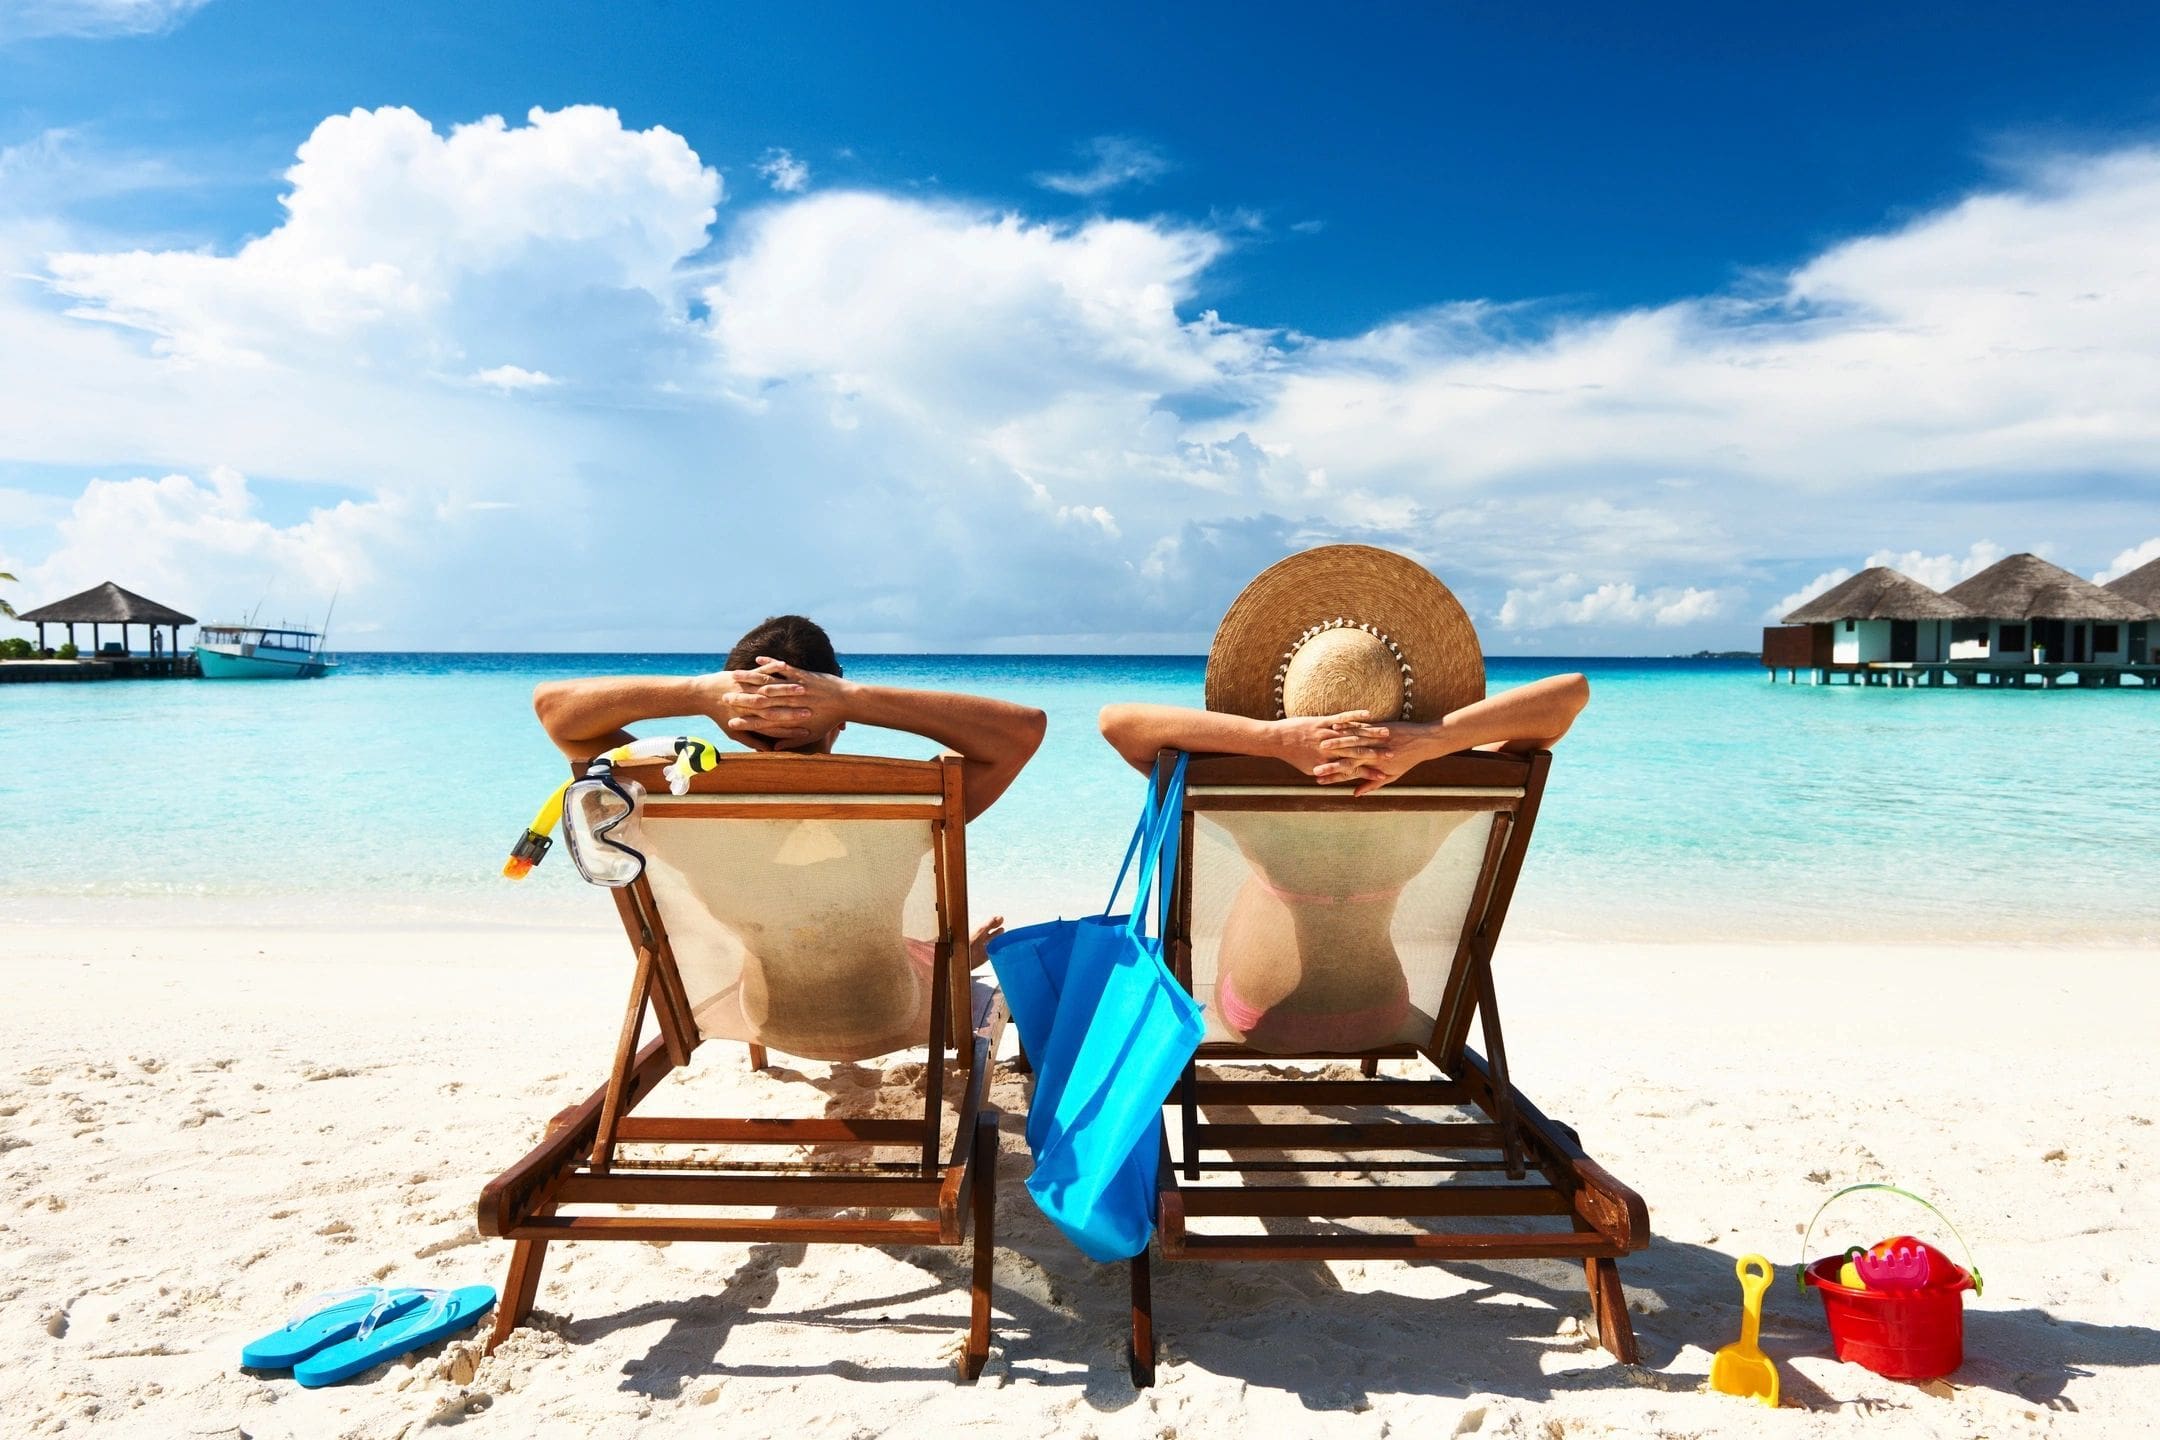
left=1764, top=660, right=2159, bottom=688
left=0, top=654, right=200, bottom=684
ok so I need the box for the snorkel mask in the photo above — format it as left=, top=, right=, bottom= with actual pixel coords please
left=559, top=758, right=646, bottom=888
left=503, top=735, right=720, bottom=887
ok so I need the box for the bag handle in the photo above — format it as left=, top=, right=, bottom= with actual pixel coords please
left=1794, top=1183, right=1984, bottom=1295
left=1126, top=752, right=1189, bottom=942
left=1102, top=755, right=1168, bottom=916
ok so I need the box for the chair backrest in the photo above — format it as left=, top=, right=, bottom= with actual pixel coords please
left=1171, top=748, right=1549, bottom=1065
left=610, top=751, right=969, bottom=1064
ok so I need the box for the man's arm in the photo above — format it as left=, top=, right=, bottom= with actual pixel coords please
left=729, top=660, right=1046, bottom=821
left=532, top=671, right=764, bottom=763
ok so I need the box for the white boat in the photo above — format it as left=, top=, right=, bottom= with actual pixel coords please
left=193, top=624, right=338, bottom=679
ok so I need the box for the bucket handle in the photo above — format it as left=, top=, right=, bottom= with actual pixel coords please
left=1795, top=1183, right=1983, bottom=1296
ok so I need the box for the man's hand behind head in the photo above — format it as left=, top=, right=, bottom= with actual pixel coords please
left=700, top=660, right=848, bottom=751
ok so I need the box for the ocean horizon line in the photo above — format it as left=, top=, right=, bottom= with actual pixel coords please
left=306, top=648, right=1762, bottom=663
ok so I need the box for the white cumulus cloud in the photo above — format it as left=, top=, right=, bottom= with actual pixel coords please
left=1767, top=568, right=1852, bottom=622
left=1767, top=542, right=2006, bottom=619
left=6, top=109, right=2160, bottom=652
left=755, top=147, right=809, bottom=193
left=44, top=105, right=720, bottom=370
left=22, top=467, right=397, bottom=617
left=1499, top=576, right=1725, bottom=631
left=1860, top=541, right=2006, bottom=591
left=2097, top=536, right=2160, bottom=584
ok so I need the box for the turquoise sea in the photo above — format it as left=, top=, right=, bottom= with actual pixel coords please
left=5, top=654, right=2155, bottom=942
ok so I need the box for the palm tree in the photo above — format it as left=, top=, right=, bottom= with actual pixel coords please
left=0, top=571, right=16, bottom=621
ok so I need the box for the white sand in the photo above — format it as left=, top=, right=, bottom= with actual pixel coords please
left=3, top=922, right=2154, bottom=1438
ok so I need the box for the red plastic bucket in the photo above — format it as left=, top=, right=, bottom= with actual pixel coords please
left=1803, top=1253, right=1974, bottom=1379
left=1796, top=1184, right=1985, bottom=1382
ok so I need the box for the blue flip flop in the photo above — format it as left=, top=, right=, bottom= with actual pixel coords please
left=292, top=1285, right=497, bottom=1388
left=240, top=1287, right=430, bottom=1369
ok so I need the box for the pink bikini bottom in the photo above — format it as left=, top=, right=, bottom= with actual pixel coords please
left=1215, top=966, right=1412, bottom=1052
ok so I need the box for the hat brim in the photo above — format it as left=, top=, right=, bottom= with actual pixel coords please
left=1204, top=545, right=1485, bottom=722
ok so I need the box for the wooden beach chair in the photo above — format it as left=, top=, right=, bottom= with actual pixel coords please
left=477, top=752, right=1007, bottom=1379
left=1127, top=747, right=1648, bottom=1383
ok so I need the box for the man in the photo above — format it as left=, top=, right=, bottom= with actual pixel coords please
left=533, top=613, right=1046, bottom=822
left=534, top=614, right=1044, bottom=966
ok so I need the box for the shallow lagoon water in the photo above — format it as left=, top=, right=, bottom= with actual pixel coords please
left=7, top=653, right=2155, bottom=942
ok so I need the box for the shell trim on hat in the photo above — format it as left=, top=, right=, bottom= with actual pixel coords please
left=1270, top=617, right=1417, bottom=721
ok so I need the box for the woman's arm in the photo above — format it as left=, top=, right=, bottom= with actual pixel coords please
left=1326, top=672, right=1592, bottom=794
left=1409, top=671, right=1590, bottom=755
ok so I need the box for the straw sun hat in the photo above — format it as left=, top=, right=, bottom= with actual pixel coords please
left=1203, top=545, right=1485, bottom=723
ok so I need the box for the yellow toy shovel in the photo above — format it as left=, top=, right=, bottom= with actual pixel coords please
left=1710, top=1254, right=1780, bottom=1407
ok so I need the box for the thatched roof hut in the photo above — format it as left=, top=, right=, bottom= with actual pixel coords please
left=15, top=581, right=194, bottom=656
left=1942, top=553, right=2147, bottom=622
left=18, top=581, right=195, bottom=627
left=1781, top=566, right=1974, bottom=624
left=2102, top=555, right=2160, bottom=619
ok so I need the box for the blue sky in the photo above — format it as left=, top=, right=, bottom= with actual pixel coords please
left=2, top=0, right=2158, bottom=650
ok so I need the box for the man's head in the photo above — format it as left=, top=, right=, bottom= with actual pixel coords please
left=726, top=614, right=842, bottom=752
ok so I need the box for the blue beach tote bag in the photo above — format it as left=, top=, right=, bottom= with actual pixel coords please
left=987, top=753, right=1204, bottom=1261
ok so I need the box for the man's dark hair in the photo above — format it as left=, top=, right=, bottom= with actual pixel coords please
left=726, top=614, right=841, bottom=676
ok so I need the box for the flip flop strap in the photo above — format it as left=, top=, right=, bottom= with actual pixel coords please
left=282, top=1285, right=389, bottom=1332
left=360, top=1286, right=449, bottom=1340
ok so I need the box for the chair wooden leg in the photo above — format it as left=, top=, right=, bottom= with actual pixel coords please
left=1129, top=1247, right=1156, bottom=1388
left=961, top=1111, right=997, bottom=1381
left=1584, top=1256, right=1637, bottom=1363
left=486, top=1238, right=548, bottom=1355
left=746, top=1043, right=768, bottom=1072
left=1360, top=1056, right=1381, bottom=1077
left=1470, top=954, right=1527, bottom=1180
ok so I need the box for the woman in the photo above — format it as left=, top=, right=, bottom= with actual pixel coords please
left=1096, top=545, right=1589, bottom=1052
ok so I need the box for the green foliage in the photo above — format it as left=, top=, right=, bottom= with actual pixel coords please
left=0, top=637, right=32, bottom=660
left=0, top=570, right=16, bottom=621
left=57, top=642, right=79, bottom=660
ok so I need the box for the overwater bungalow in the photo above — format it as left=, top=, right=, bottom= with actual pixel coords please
left=1763, top=553, right=2159, bottom=688
left=2102, top=556, right=2160, bottom=664
left=1765, top=566, right=1974, bottom=675
left=1941, top=553, right=2149, bottom=668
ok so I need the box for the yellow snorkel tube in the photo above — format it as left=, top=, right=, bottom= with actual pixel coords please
left=503, top=735, right=722, bottom=880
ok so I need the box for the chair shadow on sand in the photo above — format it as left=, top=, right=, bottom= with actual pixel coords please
left=531, top=1063, right=2158, bottom=1419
